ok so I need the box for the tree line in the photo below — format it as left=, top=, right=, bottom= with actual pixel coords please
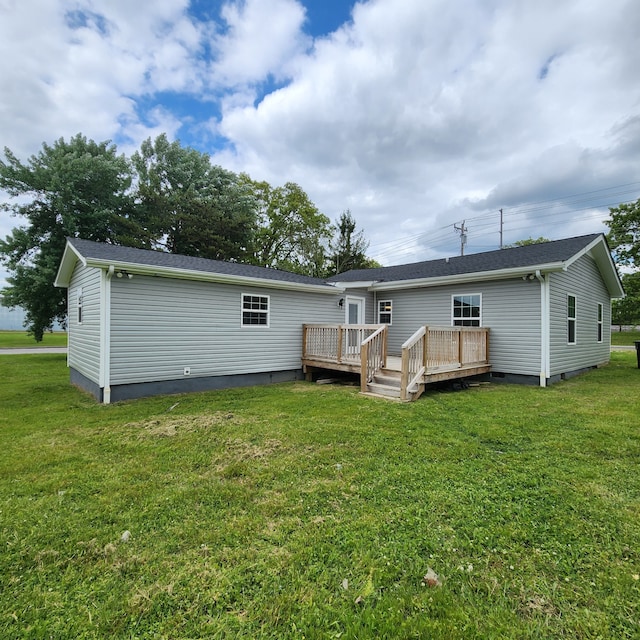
left=0, top=134, right=378, bottom=339
left=607, top=199, right=640, bottom=328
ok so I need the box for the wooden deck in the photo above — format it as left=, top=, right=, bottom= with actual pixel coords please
left=302, top=324, right=490, bottom=401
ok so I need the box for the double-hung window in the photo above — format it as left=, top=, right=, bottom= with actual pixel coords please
left=378, top=300, right=392, bottom=324
left=597, top=302, right=603, bottom=343
left=242, top=294, right=269, bottom=327
left=567, top=295, right=577, bottom=344
left=452, top=294, right=481, bottom=327
left=77, top=288, right=83, bottom=325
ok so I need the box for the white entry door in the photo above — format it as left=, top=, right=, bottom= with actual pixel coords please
left=345, top=296, right=364, bottom=325
left=345, top=296, right=365, bottom=354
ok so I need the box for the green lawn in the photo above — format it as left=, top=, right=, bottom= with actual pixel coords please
left=1, top=353, right=639, bottom=639
left=0, top=330, right=67, bottom=348
left=610, top=329, right=640, bottom=346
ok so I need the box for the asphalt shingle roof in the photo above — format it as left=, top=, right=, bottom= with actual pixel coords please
left=68, top=238, right=334, bottom=288
left=328, top=234, right=603, bottom=283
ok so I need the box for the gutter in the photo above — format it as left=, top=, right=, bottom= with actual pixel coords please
left=100, top=265, right=114, bottom=404
left=83, top=259, right=343, bottom=295
left=369, top=262, right=568, bottom=291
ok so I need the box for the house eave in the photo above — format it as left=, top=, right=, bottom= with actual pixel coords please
left=54, top=242, right=86, bottom=287
left=565, top=235, right=625, bottom=298
left=82, top=258, right=342, bottom=294
left=369, top=262, right=568, bottom=291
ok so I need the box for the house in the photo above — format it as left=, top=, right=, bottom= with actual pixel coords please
left=325, top=233, right=623, bottom=389
left=54, top=238, right=346, bottom=403
left=55, top=233, right=623, bottom=403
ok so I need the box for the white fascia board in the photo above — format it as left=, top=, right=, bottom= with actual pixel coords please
left=565, top=235, right=624, bottom=298
left=54, top=242, right=87, bottom=287
left=370, top=263, right=567, bottom=292
left=83, top=258, right=343, bottom=294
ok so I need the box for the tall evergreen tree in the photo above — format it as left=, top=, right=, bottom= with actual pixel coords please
left=327, top=210, right=379, bottom=276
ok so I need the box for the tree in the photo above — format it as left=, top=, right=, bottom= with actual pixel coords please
left=0, top=135, right=136, bottom=339
left=244, top=179, right=332, bottom=277
left=132, top=134, right=255, bottom=261
left=606, top=198, right=640, bottom=266
left=612, top=271, right=640, bottom=329
left=504, top=236, right=550, bottom=248
left=327, top=210, right=380, bottom=276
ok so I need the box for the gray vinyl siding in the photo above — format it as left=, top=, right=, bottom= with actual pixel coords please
left=378, top=279, right=542, bottom=376
left=68, top=264, right=101, bottom=384
left=548, top=254, right=611, bottom=376
left=109, top=275, right=344, bottom=385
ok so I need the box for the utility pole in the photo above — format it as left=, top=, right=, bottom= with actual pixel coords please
left=454, top=221, right=467, bottom=256
left=499, top=208, right=503, bottom=249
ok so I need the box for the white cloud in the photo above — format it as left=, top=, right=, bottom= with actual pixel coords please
left=214, top=0, right=640, bottom=262
left=2, top=0, right=640, bottom=292
left=211, top=0, right=309, bottom=87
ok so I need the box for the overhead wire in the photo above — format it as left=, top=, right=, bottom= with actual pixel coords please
left=369, top=182, right=640, bottom=264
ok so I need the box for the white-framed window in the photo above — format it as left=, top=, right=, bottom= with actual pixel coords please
left=241, top=293, right=269, bottom=327
left=597, top=302, right=603, bottom=343
left=567, top=294, right=577, bottom=344
left=77, top=287, right=83, bottom=325
left=452, top=294, right=481, bottom=327
left=378, top=300, right=392, bottom=324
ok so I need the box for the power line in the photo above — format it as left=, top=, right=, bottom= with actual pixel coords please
left=368, top=182, right=640, bottom=264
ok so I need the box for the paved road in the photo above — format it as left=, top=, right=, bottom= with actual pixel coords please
left=0, top=347, right=67, bottom=355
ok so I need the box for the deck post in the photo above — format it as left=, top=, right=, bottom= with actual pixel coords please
left=336, top=325, right=343, bottom=363
left=458, top=328, right=464, bottom=366
left=302, top=324, right=308, bottom=360
left=382, top=326, right=388, bottom=367
left=423, top=325, right=428, bottom=371
left=360, top=340, right=369, bottom=392
left=484, top=328, right=490, bottom=364
left=400, top=348, right=409, bottom=401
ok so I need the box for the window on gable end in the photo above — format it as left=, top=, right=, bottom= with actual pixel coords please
left=597, top=302, right=603, bottom=343
left=567, top=294, right=576, bottom=344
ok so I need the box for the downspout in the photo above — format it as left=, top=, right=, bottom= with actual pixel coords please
left=100, top=265, right=114, bottom=404
left=535, top=269, right=549, bottom=387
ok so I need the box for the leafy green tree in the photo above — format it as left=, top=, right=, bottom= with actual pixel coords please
left=132, top=134, right=255, bottom=260
left=612, top=271, right=640, bottom=329
left=327, top=210, right=379, bottom=276
left=0, top=135, right=136, bottom=340
left=606, top=198, right=640, bottom=266
left=504, top=236, right=550, bottom=248
left=245, top=179, right=332, bottom=277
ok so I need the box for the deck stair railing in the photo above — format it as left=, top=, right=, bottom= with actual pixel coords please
left=401, top=326, right=490, bottom=400
left=400, top=326, right=427, bottom=401
left=360, top=325, right=388, bottom=392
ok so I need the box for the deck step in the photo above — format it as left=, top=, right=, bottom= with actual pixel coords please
left=366, top=381, right=402, bottom=398
left=372, top=373, right=401, bottom=387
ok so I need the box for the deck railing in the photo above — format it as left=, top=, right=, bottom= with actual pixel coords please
left=401, top=326, right=489, bottom=400
left=360, top=325, right=388, bottom=392
left=302, top=324, right=383, bottom=365
left=400, top=326, right=427, bottom=401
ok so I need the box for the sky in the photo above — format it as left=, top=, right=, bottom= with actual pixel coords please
left=1, top=0, right=640, bottom=288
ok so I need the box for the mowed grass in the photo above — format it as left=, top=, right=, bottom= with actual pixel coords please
left=1, top=354, right=639, bottom=639
left=611, top=329, right=640, bottom=346
left=0, top=330, right=67, bottom=348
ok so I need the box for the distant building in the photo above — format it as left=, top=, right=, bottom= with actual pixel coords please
left=0, top=297, right=64, bottom=331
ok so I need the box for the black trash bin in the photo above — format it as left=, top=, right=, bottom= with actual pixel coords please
left=635, top=341, right=640, bottom=369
